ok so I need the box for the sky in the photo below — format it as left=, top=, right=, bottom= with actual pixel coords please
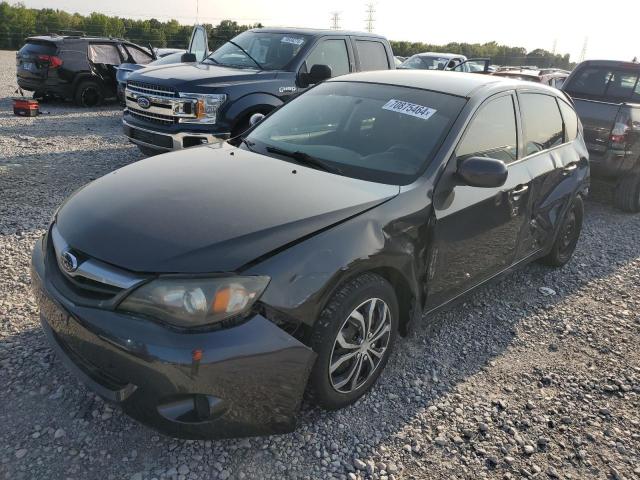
left=23, top=0, right=640, bottom=62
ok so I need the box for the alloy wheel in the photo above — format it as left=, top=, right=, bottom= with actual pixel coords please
left=328, top=297, right=392, bottom=394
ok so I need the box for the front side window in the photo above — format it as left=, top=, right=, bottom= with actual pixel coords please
left=456, top=95, right=518, bottom=164
left=305, top=39, right=350, bottom=77
left=125, top=45, right=153, bottom=65
left=400, top=55, right=449, bottom=70
left=245, top=81, right=466, bottom=185
left=206, top=32, right=307, bottom=70
left=355, top=40, right=389, bottom=71
left=88, top=43, right=121, bottom=65
left=519, top=93, right=564, bottom=156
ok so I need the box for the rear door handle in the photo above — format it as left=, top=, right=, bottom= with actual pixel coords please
left=562, top=163, right=578, bottom=175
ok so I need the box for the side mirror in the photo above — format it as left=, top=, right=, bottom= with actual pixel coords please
left=181, top=52, right=197, bottom=63
left=309, top=64, right=332, bottom=84
left=457, top=156, right=508, bottom=188
left=249, top=112, right=265, bottom=127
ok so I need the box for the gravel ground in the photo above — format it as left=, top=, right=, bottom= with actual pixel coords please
left=1, top=49, right=639, bottom=480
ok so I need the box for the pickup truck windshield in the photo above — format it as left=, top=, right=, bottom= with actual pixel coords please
left=245, top=81, right=466, bottom=185
left=564, top=66, right=640, bottom=102
left=206, top=32, right=308, bottom=70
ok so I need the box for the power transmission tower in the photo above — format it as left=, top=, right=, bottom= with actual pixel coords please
left=365, top=3, right=375, bottom=33
left=330, top=11, right=341, bottom=30
left=552, top=39, right=557, bottom=55
left=579, top=37, right=588, bottom=62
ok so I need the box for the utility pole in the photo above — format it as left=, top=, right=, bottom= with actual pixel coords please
left=196, top=0, right=199, bottom=24
left=552, top=38, right=557, bottom=55
left=330, top=11, right=341, bottom=30
left=365, top=3, right=375, bottom=33
left=579, top=36, right=588, bottom=62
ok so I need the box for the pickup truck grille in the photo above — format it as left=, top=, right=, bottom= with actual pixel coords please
left=127, top=107, right=177, bottom=125
left=127, top=81, right=177, bottom=98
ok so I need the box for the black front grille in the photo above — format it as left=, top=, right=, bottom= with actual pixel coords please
left=127, top=81, right=177, bottom=98
left=129, top=126, right=174, bottom=149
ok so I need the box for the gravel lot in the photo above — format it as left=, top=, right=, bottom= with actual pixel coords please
left=1, top=49, right=639, bottom=480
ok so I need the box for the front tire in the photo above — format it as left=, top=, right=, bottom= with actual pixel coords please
left=539, top=195, right=584, bottom=267
left=308, top=273, right=398, bottom=410
left=613, top=174, right=640, bottom=213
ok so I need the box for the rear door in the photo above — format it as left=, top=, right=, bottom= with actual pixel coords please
left=188, top=25, right=209, bottom=62
left=428, top=92, right=533, bottom=307
left=87, top=42, right=123, bottom=92
left=352, top=38, right=391, bottom=71
left=513, top=92, right=582, bottom=259
left=16, top=40, right=58, bottom=82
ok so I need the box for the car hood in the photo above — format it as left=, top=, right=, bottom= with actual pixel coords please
left=55, top=144, right=399, bottom=273
left=128, top=62, right=278, bottom=90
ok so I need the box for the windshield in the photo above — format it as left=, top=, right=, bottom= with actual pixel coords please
left=244, top=81, right=466, bottom=185
left=400, top=55, right=452, bottom=70
left=205, top=31, right=308, bottom=70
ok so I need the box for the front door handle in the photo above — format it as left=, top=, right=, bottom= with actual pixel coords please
left=510, top=184, right=529, bottom=197
left=562, top=163, right=578, bottom=175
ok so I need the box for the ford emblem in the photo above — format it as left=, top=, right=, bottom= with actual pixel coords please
left=137, top=96, right=151, bottom=109
left=60, top=250, right=78, bottom=273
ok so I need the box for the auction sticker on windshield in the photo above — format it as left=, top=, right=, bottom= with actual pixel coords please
left=281, top=36, right=305, bottom=46
left=382, top=99, right=437, bottom=120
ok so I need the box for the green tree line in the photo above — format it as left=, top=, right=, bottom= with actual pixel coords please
left=0, top=2, right=572, bottom=68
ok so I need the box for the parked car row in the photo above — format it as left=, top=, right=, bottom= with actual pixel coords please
left=16, top=24, right=637, bottom=441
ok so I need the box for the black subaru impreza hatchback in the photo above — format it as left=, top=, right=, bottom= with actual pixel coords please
left=32, top=70, right=589, bottom=439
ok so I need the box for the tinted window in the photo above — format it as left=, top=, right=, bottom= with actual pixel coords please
left=88, top=44, right=121, bottom=65
left=519, top=93, right=564, bottom=156
left=457, top=95, right=518, bottom=164
left=355, top=40, right=389, bottom=71
left=564, top=66, right=640, bottom=101
left=306, top=39, right=350, bottom=77
left=125, top=45, right=153, bottom=64
left=558, top=99, right=578, bottom=141
left=246, top=81, right=467, bottom=185
left=19, top=41, right=57, bottom=56
left=400, top=55, right=449, bottom=70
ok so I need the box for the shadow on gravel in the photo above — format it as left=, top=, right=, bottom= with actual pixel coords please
left=1, top=184, right=638, bottom=479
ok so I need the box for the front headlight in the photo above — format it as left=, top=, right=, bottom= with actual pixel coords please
left=179, top=93, right=227, bottom=124
left=118, top=276, right=269, bottom=328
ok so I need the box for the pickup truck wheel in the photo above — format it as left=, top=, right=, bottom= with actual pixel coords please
left=613, top=175, right=640, bottom=213
left=307, top=273, right=398, bottom=410
left=539, top=195, right=583, bottom=267
left=74, top=80, right=104, bottom=107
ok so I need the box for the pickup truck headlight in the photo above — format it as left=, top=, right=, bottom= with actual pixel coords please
left=179, top=93, right=227, bottom=124
left=118, top=276, right=269, bottom=327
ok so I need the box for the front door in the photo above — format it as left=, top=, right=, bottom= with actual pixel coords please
left=427, top=92, right=533, bottom=308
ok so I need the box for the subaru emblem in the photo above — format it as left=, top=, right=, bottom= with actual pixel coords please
left=137, top=96, right=151, bottom=109
left=60, top=250, right=78, bottom=273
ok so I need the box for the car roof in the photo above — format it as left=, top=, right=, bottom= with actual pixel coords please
left=575, top=59, right=640, bottom=70
left=330, top=69, right=558, bottom=98
left=414, top=52, right=466, bottom=59
left=248, top=27, right=387, bottom=39
left=26, top=35, right=123, bottom=43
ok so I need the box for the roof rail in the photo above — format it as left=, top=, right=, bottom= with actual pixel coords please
left=59, top=30, right=86, bottom=37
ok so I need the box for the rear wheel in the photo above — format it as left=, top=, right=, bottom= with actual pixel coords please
left=613, top=174, right=640, bottom=213
left=539, top=195, right=584, bottom=267
left=307, top=273, right=398, bottom=410
left=74, top=80, right=104, bottom=107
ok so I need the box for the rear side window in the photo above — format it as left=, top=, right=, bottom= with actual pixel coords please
left=306, top=39, right=350, bottom=77
left=456, top=94, right=518, bottom=164
left=558, top=99, right=579, bottom=141
left=519, top=93, right=564, bottom=156
left=355, top=40, right=389, bottom=71
left=565, top=66, right=640, bottom=101
left=19, top=41, right=57, bottom=56
left=88, top=44, right=121, bottom=65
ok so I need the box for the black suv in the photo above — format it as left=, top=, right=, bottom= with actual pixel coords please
left=16, top=34, right=155, bottom=107
left=123, top=27, right=395, bottom=155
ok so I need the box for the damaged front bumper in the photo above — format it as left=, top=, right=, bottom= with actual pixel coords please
left=31, top=238, right=316, bottom=439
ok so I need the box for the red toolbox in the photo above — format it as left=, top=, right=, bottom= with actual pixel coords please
left=13, top=98, right=40, bottom=117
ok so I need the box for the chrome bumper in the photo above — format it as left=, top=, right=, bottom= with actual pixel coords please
left=123, top=119, right=228, bottom=152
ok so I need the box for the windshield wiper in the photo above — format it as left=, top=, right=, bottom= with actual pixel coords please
left=266, top=146, right=342, bottom=174
left=205, top=40, right=263, bottom=70
left=239, top=137, right=255, bottom=151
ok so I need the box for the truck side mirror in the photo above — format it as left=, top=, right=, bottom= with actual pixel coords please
left=298, top=64, right=332, bottom=88
left=181, top=52, right=197, bottom=63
